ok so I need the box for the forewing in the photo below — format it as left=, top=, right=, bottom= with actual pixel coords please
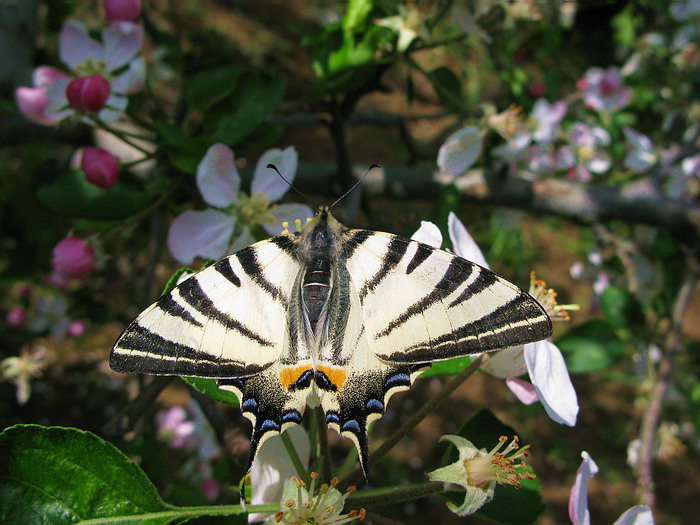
left=110, top=236, right=300, bottom=378
left=343, top=230, right=552, bottom=364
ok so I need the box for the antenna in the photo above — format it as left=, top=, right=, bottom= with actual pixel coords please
left=266, top=163, right=308, bottom=201
left=330, top=164, right=381, bottom=209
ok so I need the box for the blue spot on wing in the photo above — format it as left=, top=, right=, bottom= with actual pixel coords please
left=366, top=398, right=384, bottom=412
left=282, top=410, right=302, bottom=424
left=341, top=419, right=361, bottom=434
left=384, top=372, right=410, bottom=389
left=326, top=411, right=340, bottom=425
left=242, top=398, right=258, bottom=411
left=259, top=419, right=280, bottom=433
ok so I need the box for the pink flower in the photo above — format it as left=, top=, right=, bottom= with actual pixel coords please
left=156, top=406, right=196, bottom=449
left=16, top=20, right=145, bottom=125
left=51, top=237, right=95, bottom=279
left=66, top=74, right=111, bottom=112
left=81, top=147, right=120, bottom=188
left=66, top=319, right=89, bottom=337
left=199, top=477, right=220, bottom=501
left=15, top=67, right=70, bottom=125
left=168, top=144, right=313, bottom=264
left=7, top=307, right=27, bottom=329
left=103, top=0, right=142, bottom=22
left=530, top=82, right=547, bottom=98
left=579, top=67, right=632, bottom=112
left=531, top=99, right=567, bottom=143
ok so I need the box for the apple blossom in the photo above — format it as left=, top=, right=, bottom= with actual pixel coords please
left=167, top=144, right=313, bottom=264
left=66, top=319, right=89, bottom=337
left=428, top=435, right=534, bottom=517
left=578, top=67, right=632, bottom=111
left=270, top=473, right=364, bottom=525
left=569, top=452, right=653, bottom=525
left=81, top=147, right=120, bottom=188
left=51, top=237, right=95, bottom=279
left=66, top=74, right=111, bottom=112
left=6, top=307, right=27, bottom=329
left=103, top=0, right=142, bottom=23
left=437, top=127, right=483, bottom=177
left=0, top=345, right=48, bottom=405
left=15, top=20, right=145, bottom=125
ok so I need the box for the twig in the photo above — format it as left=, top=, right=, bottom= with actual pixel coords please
left=342, top=355, right=483, bottom=487
left=635, top=263, right=698, bottom=510
left=103, top=376, right=173, bottom=439
left=314, top=406, right=332, bottom=481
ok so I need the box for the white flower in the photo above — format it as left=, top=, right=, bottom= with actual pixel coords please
left=167, top=144, right=313, bottom=264
left=624, top=128, right=657, bottom=172
left=569, top=452, right=654, bottom=525
left=428, top=435, right=534, bottom=517
left=437, top=127, right=484, bottom=177
left=267, top=473, right=364, bottom=525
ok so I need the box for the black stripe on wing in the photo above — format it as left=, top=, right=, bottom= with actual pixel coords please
left=381, top=295, right=553, bottom=362
left=376, top=257, right=477, bottom=339
left=358, top=236, right=409, bottom=301
left=406, top=242, right=434, bottom=274
left=214, top=258, right=241, bottom=287
left=111, top=323, right=269, bottom=376
left=177, top=277, right=273, bottom=347
left=236, top=247, right=289, bottom=306
left=341, top=229, right=373, bottom=259
left=156, top=294, right=203, bottom=327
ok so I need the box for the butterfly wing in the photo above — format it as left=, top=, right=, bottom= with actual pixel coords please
left=343, top=230, right=552, bottom=364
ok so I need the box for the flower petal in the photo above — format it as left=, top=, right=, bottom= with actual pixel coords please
left=437, top=126, right=483, bottom=177
left=568, top=451, right=598, bottom=525
left=262, top=203, right=314, bottom=237
left=411, top=221, right=442, bottom=248
left=196, top=144, right=240, bottom=208
left=15, top=87, right=56, bottom=126
left=167, top=209, right=233, bottom=264
left=33, top=66, right=70, bottom=87
left=524, top=340, right=579, bottom=426
left=251, top=146, right=298, bottom=202
left=506, top=378, right=539, bottom=405
left=481, top=345, right=527, bottom=378
left=101, top=22, right=144, bottom=71
left=60, top=21, right=103, bottom=71
left=249, top=426, right=309, bottom=523
left=111, top=57, right=145, bottom=94
left=229, top=226, right=257, bottom=254
left=96, top=93, right=129, bottom=123
left=612, top=505, right=654, bottom=525
left=448, top=212, right=489, bottom=268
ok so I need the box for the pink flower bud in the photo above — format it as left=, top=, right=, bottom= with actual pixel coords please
left=7, top=307, right=27, bottom=328
left=52, top=237, right=95, bottom=279
left=67, top=319, right=89, bottom=337
left=81, top=147, right=120, bottom=189
left=199, top=477, right=220, bottom=501
left=104, top=0, right=142, bottom=22
left=66, top=75, right=110, bottom=112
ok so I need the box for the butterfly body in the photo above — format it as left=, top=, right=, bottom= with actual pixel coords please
left=111, top=207, right=552, bottom=475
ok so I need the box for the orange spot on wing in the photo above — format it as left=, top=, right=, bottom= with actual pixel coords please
left=316, top=365, right=347, bottom=389
left=279, top=365, right=313, bottom=389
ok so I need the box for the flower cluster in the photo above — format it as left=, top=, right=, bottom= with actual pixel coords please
left=155, top=402, right=222, bottom=501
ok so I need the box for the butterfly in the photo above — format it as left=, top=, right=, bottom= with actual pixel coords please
left=110, top=207, right=552, bottom=477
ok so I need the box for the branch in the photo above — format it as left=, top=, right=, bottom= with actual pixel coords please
left=244, top=163, right=700, bottom=232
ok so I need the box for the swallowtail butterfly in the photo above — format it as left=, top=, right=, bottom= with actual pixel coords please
left=110, top=207, right=552, bottom=476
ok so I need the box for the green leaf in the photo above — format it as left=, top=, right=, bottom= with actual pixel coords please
left=342, top=0, right=374, bottom=34
left=428, top=66, right=466, bottom=114
left=444, top=410, right=545, bottom=525
left=599, top=286, right=645, bottom=330
left=184, top=67, right=242, bottom=110
left=182, top=377, right=240, bottom=406
left=556, top=319, right=626, bottom=373
left=420, top=356, right=473, bottom=378
left=37, top=170, right=151, bottom=220
left=211, top=71, right=284, bottom=146
left=0, top=425, right=170, bottom=524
